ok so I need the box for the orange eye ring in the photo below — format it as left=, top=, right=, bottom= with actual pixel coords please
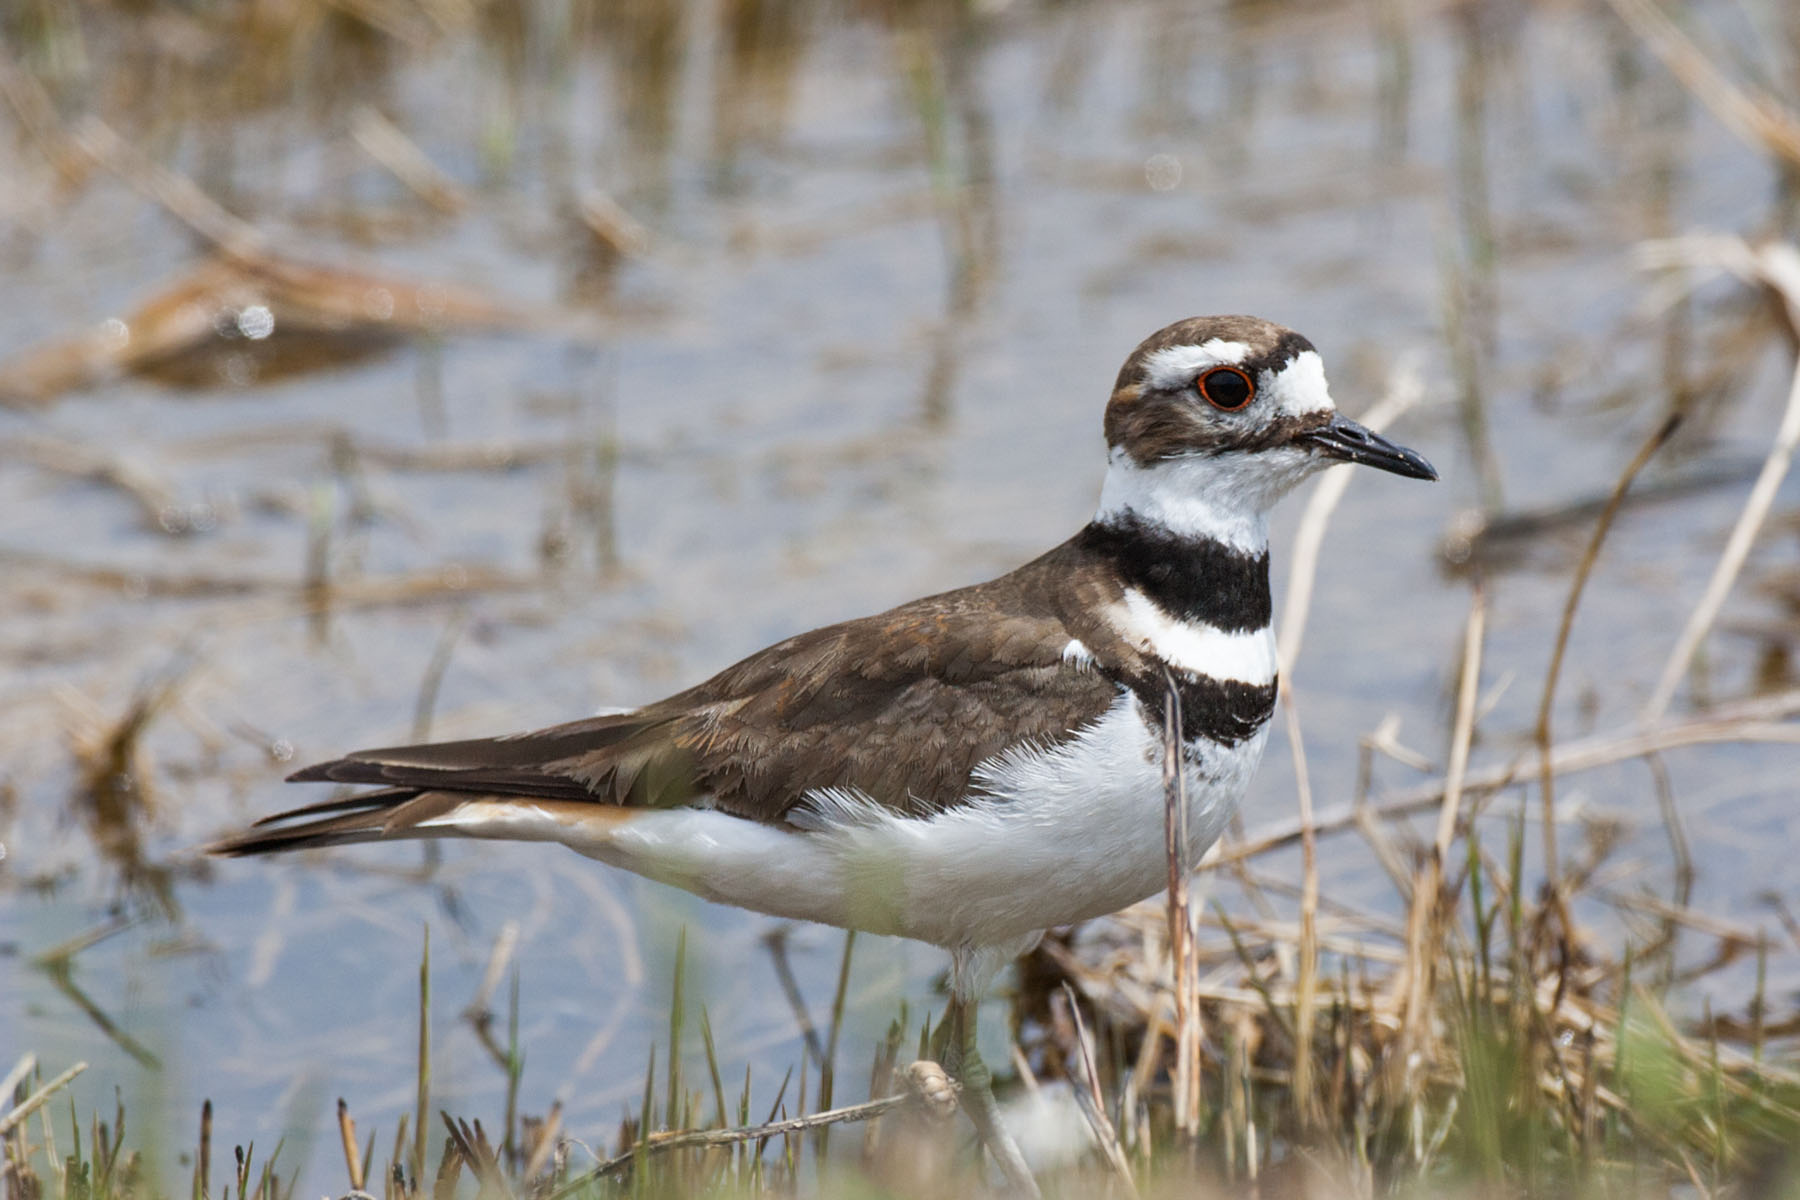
left=1196, top=365, right=1255, bottom=411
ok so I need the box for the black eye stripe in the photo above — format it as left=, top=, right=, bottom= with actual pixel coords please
left=1196, top=366, right=1254, bottom=411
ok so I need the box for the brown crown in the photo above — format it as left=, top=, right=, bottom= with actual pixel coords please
left=1104, top=316, right=1321, bottom=463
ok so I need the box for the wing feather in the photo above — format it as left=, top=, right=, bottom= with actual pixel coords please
left=215, top=535, right=1125, bottom=853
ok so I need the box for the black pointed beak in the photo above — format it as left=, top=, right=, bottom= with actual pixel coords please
left=1303, top=413, right=1437, bottom=481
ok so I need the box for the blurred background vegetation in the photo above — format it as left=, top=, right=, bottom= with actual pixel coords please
left=3, top=0, right=1800, bottom=1195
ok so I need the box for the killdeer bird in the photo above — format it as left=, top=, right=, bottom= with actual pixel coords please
left=211, top=315, right=1435, bottom=1193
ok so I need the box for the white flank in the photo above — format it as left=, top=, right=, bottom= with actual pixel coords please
left=897, top=693, right=1268, bottom=948
left=1140, top=339, right=1252, bottom=391
left=458, top=694, right=1269, bottom=969
left=1109, top=589, right=1276, bottom=685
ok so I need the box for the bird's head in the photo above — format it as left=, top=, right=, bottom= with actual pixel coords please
left=1097, top=315, right=1435, bottom=548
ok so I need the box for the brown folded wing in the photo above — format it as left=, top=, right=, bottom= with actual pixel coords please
left=270, top=561, right=1122, bottom=831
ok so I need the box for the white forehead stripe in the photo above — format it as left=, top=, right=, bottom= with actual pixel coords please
left=1141, top=339, right=1252, bottom=391
left=1265, top=349, right=1335, bottom=419
left=1110, top=589, right=1277, bottom=686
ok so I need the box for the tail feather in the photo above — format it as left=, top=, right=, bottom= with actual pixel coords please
left=210, top=708, right=686, bottom=859
left=248, top=786, right=421, bottom=827
left=207, top=790, right=460, bottom=856
left=206, top=791, right=635, bottom=857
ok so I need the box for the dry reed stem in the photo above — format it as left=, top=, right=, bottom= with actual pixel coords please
left=412, top=611, right=469, bottom=745
left=566, top=1075, right=953, bottom=1186
left=2, top=549, right=538, bottom=613
left=464, top=921, right=521, bottom=1028
left=319, top=0, right=442, bottom=46
left=0, top=52, right=89, bottom=183
left=1204, top=686, right=1800, bottom=869
left=68, top=117, right=267, bottom=259
left=1601, top=889, right=1767, bottom=945
left=338, top=1100, right=364, bottom=1193
left=0, top=1062, right=88, bottom=1137
left=1061, top=985, right=1141, bottom=1197
left=1397, top=583, right=1483, bottom=1053
left=414, top=928, right=430, bottom=1185
left=0, top=1055, right=35, bottom=1101
left=520, top=1102, right=563, bottom=1182
left=1535, top=414, right=1682, bottom=894
left=1434, top=583, right=1486, bottom=865
left=820, top=931, right=858, bottom=1131
left=197, top=1099, right=212, bottom=1200
left=350, top=106, right=466, bottom=214
left=1160, top=668, right=1201, bottom=1140
left=761, top=928, right=828, bottom=1068
left=1281, top=693, right=1321, bottom=1130
left=577, top=192, right=653, bottom=259
left=4, top=435, right=182, bottom=529
left=1353, top=788, right=1418, bottom=900
left=1644, top=240, right=1800, bottom=720
left=438, top=1114, right=511, bottom=1199
left=1604, top=0, right=1800, bottom=167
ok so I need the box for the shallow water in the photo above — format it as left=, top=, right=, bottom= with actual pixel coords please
left=3, top=0, right=1798, bottom=1185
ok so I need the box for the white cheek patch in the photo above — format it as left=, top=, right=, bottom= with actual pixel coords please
left=1262, top=349, right=1335, bottom=419
left=1142, top=339, right=1252, bottom=392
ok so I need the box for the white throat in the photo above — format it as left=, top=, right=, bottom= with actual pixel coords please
left=1095, top=451, right=1283, bottom=553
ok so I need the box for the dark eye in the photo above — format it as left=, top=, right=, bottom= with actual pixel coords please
left=1196, top=366, right=1254, bottom=411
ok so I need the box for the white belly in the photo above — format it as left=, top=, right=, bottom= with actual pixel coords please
left=563, top=692, right=1270, bottom=952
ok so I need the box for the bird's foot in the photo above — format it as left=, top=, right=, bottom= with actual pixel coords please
left=935, top=999, right=1042, bottom=1199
